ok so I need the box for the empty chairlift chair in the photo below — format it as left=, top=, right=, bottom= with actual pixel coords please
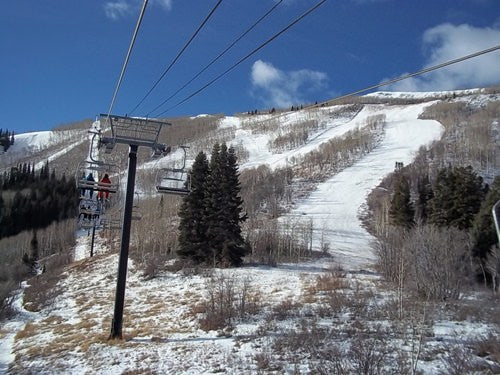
left=77, top=198, right=103, bottom=229
left=156, top=146, right=191, bottom=196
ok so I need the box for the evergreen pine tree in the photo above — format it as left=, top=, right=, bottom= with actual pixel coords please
left=204, top=143, right=226, bottom=265
left=41, top=160, right=49, bottom=180
left=177, top=151, right=210, bottom=263
left=0, top=194, right=4, bottom=237
left=220, top=145, right=248, bottom=266
left=388, top=174, right=414, bottom=228
left=414, top=174, right=433, bottom=223
left=429, top=166, right=484, bottom=230
left=30, top=230, right=39, bottom=274
left=177, top=144, right=248, bottom=267
left=471, top=176, right=500, bottom=259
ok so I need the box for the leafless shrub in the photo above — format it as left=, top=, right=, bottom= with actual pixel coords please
left=198, top=273, right=261, bottom=331
left=373, top=222, right=407, bottom=279
left=441, top=346, right=477, bottom=375
left=273, top=318, right=330, bottom=354
left=130, top=195, right=180, bottom=276
left=349, top=326, right=389, bottom=375
left=312, top=271, right=348, bottom=293
left=406, top=225, right=472, bottom=301
left=375, top=224, right=472, bottom=302
left=293, top=117, right=384, bottom=181
left=312, top=345, right=351, bottom=375
left=245, top=217, right=313, bottom=265
left=269, top=298, right=302, bottom=321
left=0, top=280, right=17, bottom=319
left=268, top=120, right=320, bottom=153
left=240, top=165, right=293, bottom=218
left=0, top=219, right=76, bottom=318
left=473, top=333, right=500, bottom=363
left=486, top=245, right=500, bottom=294
left=253, top=352, right=274, bottom=371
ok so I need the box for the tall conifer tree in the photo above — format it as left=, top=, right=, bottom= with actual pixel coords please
left=204, top=143, right=226, bottom=265
left=177, top=151, right=210, bottom=263
left=389, top=174, right=414, bottom=228
left=220, top=145, right=248, bottom=266
left=415, top=174, right=433, bottom=223
left=429, top=166, right=483, bottom=230
left=177, top=144, right=248, bottom=267
left=471, top=176, right=500, bottom=259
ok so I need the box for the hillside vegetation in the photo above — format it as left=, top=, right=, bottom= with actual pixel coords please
left=1, top=89, right=499, bottom=374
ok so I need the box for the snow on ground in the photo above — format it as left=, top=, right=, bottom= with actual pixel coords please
left=2, top=96, right=497, bottom=373
left=366, top=88, right=500, bottom=108
left=5, top=249, right=331, bottom=374
left=8, top=130, right=84, bottom=155
left=286, top=103, right=444, bottom=270
left=8, top=131, right=54, bottom=154
left=365, top=88, right=485, bottom=100
left=33, top=139, right=87, bottom=171
left=5, top=129, right=87, bottom=171
left=235, top=106, right=366, bottom=170
left=0, top=283, right=37, bottom=374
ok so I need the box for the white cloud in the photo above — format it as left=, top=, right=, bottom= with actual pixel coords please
left=104, top=0, right=172, bottom=20
left=251, top=60, right=328, bottom=107
left=104, top=1, right=133, bottom=20
left=386, top=23, right=500, bottom=92
left=151, top=0, right=172, bottom=11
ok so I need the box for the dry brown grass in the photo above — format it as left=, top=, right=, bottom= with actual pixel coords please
left=473, top=333, right=500, bottom=363
left=269, top=298, right=303, bottom=321
left=14, top=321, right=37, bottom=340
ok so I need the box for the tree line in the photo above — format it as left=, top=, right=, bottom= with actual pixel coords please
left=375, top=164, right=500, bottom=299
left=0, top=129, right=15, bottom=152
left=0, top=161, right=78, bottom=239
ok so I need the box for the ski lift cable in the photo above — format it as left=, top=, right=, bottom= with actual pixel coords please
left=154, top=0, right=327, bottom=117
left=128, top=0, right=224, bottom=116
left=313, top=44, right=500, bottom=107
left=218, top=43, right=500, bottom=132
left=106, top=0, right=149, bottom=122
left=145, top=0, right=284, bottom=116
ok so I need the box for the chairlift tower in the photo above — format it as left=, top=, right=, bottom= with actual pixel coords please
left=99, top=114, right=170, bottom=340
left=493, top=200, right=500, bottom=246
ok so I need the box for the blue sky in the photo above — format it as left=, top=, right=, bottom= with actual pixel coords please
left=1, top=0, right=500, bottom=134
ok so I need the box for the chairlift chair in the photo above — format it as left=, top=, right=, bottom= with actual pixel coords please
left=156, top=146, right=191, bottom=196
left=76, top=160, right=120, bottom=195
left=78, top=199, right=104, bottom=229
left=101, top=218, right=122, bottom=231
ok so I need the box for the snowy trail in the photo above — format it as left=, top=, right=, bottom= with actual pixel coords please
left=287, top=103, right=444, bottom=270
left=0, top=283, right=38, bottom=373
left=240, top=107, right=371, bottom=171
left=34, top=138, right=86, bottom=171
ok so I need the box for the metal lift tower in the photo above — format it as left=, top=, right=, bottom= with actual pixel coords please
left=99, top=114, right=170, bottom=340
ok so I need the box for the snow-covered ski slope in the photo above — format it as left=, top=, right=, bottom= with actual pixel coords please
left=8, top=100, right=444, bottom=272
left=286, top=103, right=443, bottom=269
left=4, top=91, right=497, bottom=374
left=4, top=129, right=87, bottom=170
left=218, top=102, right=443, bottom=270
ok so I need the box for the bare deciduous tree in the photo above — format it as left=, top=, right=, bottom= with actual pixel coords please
left=486, top=245, right=500, bottom=294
